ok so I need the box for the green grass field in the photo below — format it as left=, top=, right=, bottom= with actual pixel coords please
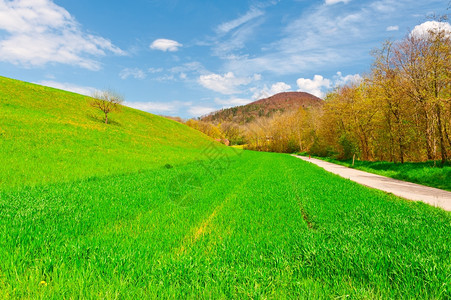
left=304, top=155, right=451, bottom=191
left=1, top=151, right=450, bottom=298
left=1, top=77, right=450, bottom=298
left=0, top=76, right=236, bottom=190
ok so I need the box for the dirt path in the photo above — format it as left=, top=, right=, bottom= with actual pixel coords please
left=293, top=155, right=451, bottom=212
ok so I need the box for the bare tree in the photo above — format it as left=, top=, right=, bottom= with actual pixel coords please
left=90, top=90, right=123, bottom=124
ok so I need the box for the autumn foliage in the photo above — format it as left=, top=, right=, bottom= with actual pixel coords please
left=186, top=21, right=450, bottom=163
left=312, top=21, right=450, bottom=163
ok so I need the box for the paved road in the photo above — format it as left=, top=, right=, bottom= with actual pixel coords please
left=294, top=155, right=451, bottom=212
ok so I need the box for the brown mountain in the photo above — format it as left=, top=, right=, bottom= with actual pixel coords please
left=201, top=92, right=323, bottom=124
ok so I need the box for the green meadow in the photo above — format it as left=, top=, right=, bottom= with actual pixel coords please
left=0, top=77, right=450, bottom=298
left=0, top=76, right=235, bottom=190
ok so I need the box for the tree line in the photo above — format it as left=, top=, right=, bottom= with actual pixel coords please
left=184, top=20, right=450, bottom=164
left=311, top=20, right=450, bottom=164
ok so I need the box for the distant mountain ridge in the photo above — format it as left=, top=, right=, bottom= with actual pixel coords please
left=201, top=92, right=323, bottom=124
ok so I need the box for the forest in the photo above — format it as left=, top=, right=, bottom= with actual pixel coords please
left=184, top=20, right=451, bottom=164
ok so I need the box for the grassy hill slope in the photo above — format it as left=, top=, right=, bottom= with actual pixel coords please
left=0, top=76, right=449, bottom=298
left=0, top=76, right=231, bottom=189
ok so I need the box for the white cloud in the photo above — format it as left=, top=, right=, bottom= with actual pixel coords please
left=125, top=100, right=196, bottom=115
left=216, top=7, right=264, bottom=34
left=150, top=39, right=182, bottom=52
left=209, top=5, right=268, bottom=58
left=35, top=80, right=97, bottom=96
left=125, top=101, right=177, bottom=113
left=119, top=68, right=146, bottom=80
left=370, top=1, right=396, bottom=13
left=386, top=25, right=399, bottom=31
left=253, top=82, right=291, bottom=100
left=215, top=97, right=253, bottom=107
left=223, top=2, right=366, bottom=75
left=325, top=0, right=351, bottom=5
left=334, top=71, right=362, bottom=86
left=222, top=0, right=442, bottom=76
left=295, top=72, right=361, bottom=98
left=148, top=67, right=163, bottom=73
left=188, top=106, right=216, bottom=117
left=0, top=0, right=124, bottom=70
left=155, top=74, right=175, bottom=82
left=214, top=20, right=265, bottom=57
left=410, top=21, right=451, bottom=38
left=296, top=75, right=331, bottom=98
left=198, top=72, right=260, bottom=95
left=169, top=61, right=206, bottom=74
left=146, top=62, right=208, bottom=83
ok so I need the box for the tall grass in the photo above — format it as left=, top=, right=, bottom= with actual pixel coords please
left=0, top=152, right=449, bottom=298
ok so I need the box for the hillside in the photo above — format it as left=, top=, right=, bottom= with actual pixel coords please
left=0, top=76, right=232, bottom=189
left=201, top=91, right=322, bottom=124
left=0, top=76, right=450, bottom=298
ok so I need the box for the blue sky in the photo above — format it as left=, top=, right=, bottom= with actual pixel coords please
left=0, top=0, right=448, bottom=118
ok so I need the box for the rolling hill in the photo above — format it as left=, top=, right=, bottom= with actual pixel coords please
left=0, top=75, right=232, bottom=189
left=0, top=76, right=449, bottom=298
left=201, top=91, right=323, bottom=124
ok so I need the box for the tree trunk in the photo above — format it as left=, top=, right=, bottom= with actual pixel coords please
left=398, top=135, right=404, bottom=164
left=436, top=103, right=447, bottom=165
left=423, top=109, right=434, bottom=160
left=105, top=112, right=108, bottom=124
left=444, top=125, right=451, bottom=152
left=387, top=115, right=395, bottom=162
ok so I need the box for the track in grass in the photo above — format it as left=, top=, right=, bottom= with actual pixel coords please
left=1, top=151, right=450, bottom=298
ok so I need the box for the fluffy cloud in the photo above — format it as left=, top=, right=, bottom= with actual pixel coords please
left=119, top=68, right=146, bottom=80
left=0, top=0, right=124, bottom=70
left=150, top=39, right=182, bottom=52
left=198, top=72, right=260, bottom=95
left=410, top=21, right=451, bottom=38
left=296, top=75, right=331, bottom=98
left=325, top=0, right=351, bottom=5
left=35, top=81, right=97, bottom=96
left=253, top=82, right=291, bottom=100
left=334, top=71, right=362, bottom=86
left=296, top=72, right=362, bottom=98
left=386, top=25, right=399, bottom=31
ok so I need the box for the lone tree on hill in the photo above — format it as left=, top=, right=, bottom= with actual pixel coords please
left=90, top=90, right=123, bottom=124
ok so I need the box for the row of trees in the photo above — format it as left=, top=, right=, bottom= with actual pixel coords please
left=312, top=21, right=450, bottom=164
left=187, top=21, right=450, bottom=164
